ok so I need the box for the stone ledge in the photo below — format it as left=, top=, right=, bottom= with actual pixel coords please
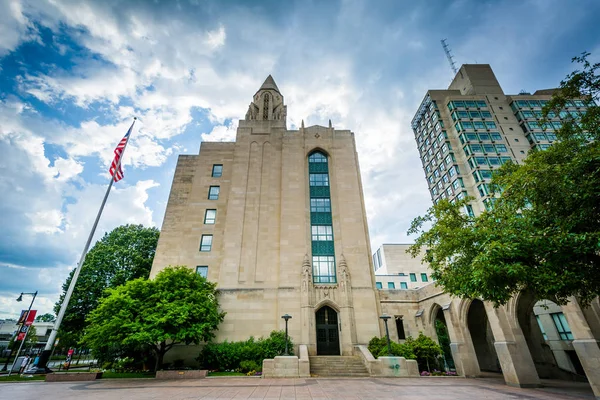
left=155, top=370, right=208, bottom=379
left=46, top=372, right=103, bottom=382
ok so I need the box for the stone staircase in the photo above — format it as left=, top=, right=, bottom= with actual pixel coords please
left=309, top=356, right=370, bottom=377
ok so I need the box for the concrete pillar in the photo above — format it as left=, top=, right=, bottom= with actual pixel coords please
left=484, top=302, right=540, bottom=388
left=443, top=305, right=480, bottom=377
left=561, top=297, right=600, bottom=399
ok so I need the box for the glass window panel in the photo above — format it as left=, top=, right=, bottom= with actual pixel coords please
left=421, top=273, right=428, bottom=282
left=312, top=256, right=336, bottom=283
left=311, top=198, right=331, bottom=213
left=212, top=164, right=223, bottom=177
left=312, top=225, right=333, bottom=241
left=490, top=132, right=502, bottom=141
left=204, top=209, right=216, bottom=224
left=376, top=282, right=382, bottom=289
left=469, top=111, right=480, bottom=118
left=410, top=273, right=417, bottom=282
left=458, top=111, right=469, bottom=118
left=309, top=174, right=329, bottom=186
left=475, top=157, right=487, bottom=166
left=485, top=121, right=497, bottom=129
left=488, top=157, right=500, bottom=166
left=196, top=266, right=208, bottom=278
left=478, top=133, right=491, bottom=141
left=477, top=100, right=487, bottom=108
left=462, top=121, right=473, bottom=129
left=480, top=111, right=492, bottom=118
left=208, top=186, right=220, bottom=200
left=470, top=144, right=483, bottom=153
left=388, top=282, right=395, bottom=289
left=400, top=282, right=408, bottom=289
left=495, top=144, right=508, bottom=152
left=309, top=152, right=328, bottom=163
left=483, top=144, right=495, bottom=153
left=474, top=121, right=486, bottom=130
left=465, top=101, right=477, bottom=108
left=200, top=235, right=213, bottom=252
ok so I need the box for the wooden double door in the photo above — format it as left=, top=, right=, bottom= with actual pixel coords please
left=316, top=306, right=340, bottom=355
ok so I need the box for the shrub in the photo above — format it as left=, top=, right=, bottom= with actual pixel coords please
left=368, top=332, right=442, bottom=372
left=239, top=360, right=261, bottom=373
left=198, top=330, right=293, bottom=371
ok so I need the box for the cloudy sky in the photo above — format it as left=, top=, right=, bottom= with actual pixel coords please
left=1, top=0, right=599, bottom=319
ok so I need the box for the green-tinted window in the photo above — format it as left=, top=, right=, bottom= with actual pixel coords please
left=309, top=173, right=329, bottom=186
left=551, top=312, right=574, bottom=340
left=388, top=282, right=395, bottom=289
left=376, top=282, right=383, bottom=289
left=313, top=256, right=336, bottom=283
left=421, top=273, right=428, bottom=282
left=310, top=198, right=331, bottom=213
left=400, top=282, right=408, bottom=290
left=410, top=273, right=417, bottom=282
left=309, top=152, right=327, bottom=163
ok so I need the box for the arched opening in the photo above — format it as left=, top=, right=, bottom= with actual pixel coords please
left=315, top=306, right=340, bottom=355
left=434, top=307, right=456, bottom=371
left=516, top=293, right=587, bottom=381
left=467, top=299, right=501, bottom=373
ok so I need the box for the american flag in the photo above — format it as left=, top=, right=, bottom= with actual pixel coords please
left=109, top=119, right=136, bottom=182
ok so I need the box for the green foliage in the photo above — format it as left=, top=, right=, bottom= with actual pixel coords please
left=199, top=330, right=293, bottom=371
left=435, top=320, right=455, bottom=369
left=35, top=313, right=56, bottom=322
left=55, top=224, right=159, bottom=347
left=408, top=53, right=600, bottom=306
left=368, top=333, right=441, bottom=368
left=239, top=360, right=261, bottom=373
left=83, top=266, right=225, bottom=371
left=406, top=333, right=443, bottom=371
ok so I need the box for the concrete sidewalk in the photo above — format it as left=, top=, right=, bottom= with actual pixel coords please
left=0, top=376, right=595, bottom=399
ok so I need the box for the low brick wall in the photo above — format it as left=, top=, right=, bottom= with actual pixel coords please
left=155, top=370, right=207, bottom=379
left=46, top=372, right=103, bottom=382
left=262, top=356, right=300, bottom=378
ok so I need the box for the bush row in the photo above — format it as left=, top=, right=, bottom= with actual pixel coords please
left=368, top=332, right=443, bottom=372
left=198, top=330, right=293, bottom=372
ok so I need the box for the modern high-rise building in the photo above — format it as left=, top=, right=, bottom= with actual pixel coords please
left=372, top=244, right=432, bottom=290
left=151, top=75, right=382, bottom=358
left=411, top=64, right=591, bottom=215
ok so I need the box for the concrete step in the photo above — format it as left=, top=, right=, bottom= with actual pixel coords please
left=309, top=356, right=369, bottom=377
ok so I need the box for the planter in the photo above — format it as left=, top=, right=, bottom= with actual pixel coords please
left=155, top=370, right=207, bottom=379
left=46, top=372, right=103, bottom=382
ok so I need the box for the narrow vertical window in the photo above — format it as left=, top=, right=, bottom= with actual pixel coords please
left=200, top=235, right=213, bottom=252
left=400, top=282, right=408, bottom=290
left=410, top=273, right=417, bottom=282
left=396, top=317, right=406, bottom=340
left=308, top=151, right=336, bottom=283
left=388, top=282, right=395, bottom=289
left=263, top=93, right=269, bottom=119
left=551, top=312, right=574, bottom=340
left=204, top=209, right=216, bottom=224
left=421, top=273, right=428, bottom=282
left=212, top=164, right=223, bottom=177
left=196, top=266, right=208, bottom=278
left=208, top=186, right=220, bottom=200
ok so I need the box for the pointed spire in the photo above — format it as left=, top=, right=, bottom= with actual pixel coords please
left=258, top=75, right=280, bottom=93
left=301, top=119, right=305, bottom=129
left=328, top=119, right=332, bottom=128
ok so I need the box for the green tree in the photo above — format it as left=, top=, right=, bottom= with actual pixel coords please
left=83, top=266, right=226, bottom=371
left=406, top=333, right=443, bottom=371
left=54, top=224, right=159, bottom=347
left=408, top=53, right=600, bottom=306
left=35, top=313, right=55, bottom=322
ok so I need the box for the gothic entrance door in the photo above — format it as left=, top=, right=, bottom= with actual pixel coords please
left=316, top=306, right=340, bottom=355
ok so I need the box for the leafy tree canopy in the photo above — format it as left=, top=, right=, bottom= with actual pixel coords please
left=54, top=224, right=159, bottom=347
left=408, top=53, right=600, bottom=306
left=83, top=266, right=226, bottom=371
left=35, top=313, right=55, bottom=322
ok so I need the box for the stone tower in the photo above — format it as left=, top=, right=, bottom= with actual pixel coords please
left=151, top=75, right=381, bottom=357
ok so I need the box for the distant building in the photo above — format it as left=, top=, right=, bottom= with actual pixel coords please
left=0, top=319, right=54, bottom=355
left=372, top=244, right=432, bottom=290
left=411, top=64, right=592, bottom=215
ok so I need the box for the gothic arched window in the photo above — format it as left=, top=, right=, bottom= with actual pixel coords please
left=263, top=93, right=270, bottom=119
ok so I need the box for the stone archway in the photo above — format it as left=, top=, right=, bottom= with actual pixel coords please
left=467, top=299, right=501, bottom=373
left=515, top=292, right=587, bottom=381
left=315, top=306, right=340, bottom=355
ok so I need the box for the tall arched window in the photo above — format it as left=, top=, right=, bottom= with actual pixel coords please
left=263, top=93, right=270, bottom=120
left=308, top=151, right=336, bottom=283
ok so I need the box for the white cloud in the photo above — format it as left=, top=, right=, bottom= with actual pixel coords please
left=201, top=121, right=237, bottom=142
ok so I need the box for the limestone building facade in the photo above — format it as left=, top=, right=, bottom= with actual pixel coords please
left=151, top=76, right=382, bottom=357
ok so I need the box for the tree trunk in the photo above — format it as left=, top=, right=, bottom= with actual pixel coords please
left=154, top=341, right=166, bottom=371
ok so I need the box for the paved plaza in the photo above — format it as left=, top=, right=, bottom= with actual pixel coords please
left=0, top=376, right=595, bottom=400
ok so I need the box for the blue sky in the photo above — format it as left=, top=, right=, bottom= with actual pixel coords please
left=1, top=0, right=599, bottom=319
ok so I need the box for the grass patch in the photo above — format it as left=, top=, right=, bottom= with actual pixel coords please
left=0, top=375, right=46, bottom=382
left=102, top=372, right=155, bottom=379
left=207, top=371, right=246, bottom=377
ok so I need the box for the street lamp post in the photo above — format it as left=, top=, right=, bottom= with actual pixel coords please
left=7, top=291, right=37, bottom=377
left=281, top=314, right=292, bottom=356
left=380, top=314, right=393, bottom=356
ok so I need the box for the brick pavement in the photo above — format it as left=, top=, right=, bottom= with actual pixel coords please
left=0, top=376, right=595, bottom=399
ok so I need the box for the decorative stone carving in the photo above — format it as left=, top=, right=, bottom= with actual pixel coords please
left=302, top=254, right=311, bottom=293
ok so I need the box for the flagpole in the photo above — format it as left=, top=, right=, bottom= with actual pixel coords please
left=34, top=118, right=136, bottom=373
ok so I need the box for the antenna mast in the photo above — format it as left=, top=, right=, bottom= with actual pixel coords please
left=441, top=39, right=458, bottom=75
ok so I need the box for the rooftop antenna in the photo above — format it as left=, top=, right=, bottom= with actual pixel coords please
left=441, top=39, right=458, bottom=75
